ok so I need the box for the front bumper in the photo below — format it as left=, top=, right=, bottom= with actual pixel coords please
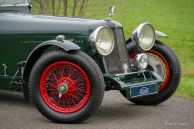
left=104, top=70, right=163, bottom=98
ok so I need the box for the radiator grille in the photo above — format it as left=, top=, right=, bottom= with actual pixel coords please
left=104, top=28, right=130, bottom=74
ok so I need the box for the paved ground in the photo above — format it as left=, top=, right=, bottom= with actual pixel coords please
left=0, top=90, right=194, bottom=129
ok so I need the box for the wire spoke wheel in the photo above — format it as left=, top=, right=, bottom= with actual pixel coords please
left=146, top=50, right=170, bottom=91
left=129, top=50, right=170, bottom=91
left=29, top=50, right=104, bottom=123
left=121, top=41, right=181, bottom=105
left=40, top=61, right=90, bottom=113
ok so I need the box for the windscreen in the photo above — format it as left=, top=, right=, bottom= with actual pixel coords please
left=0, top=0, right=28, bottom=6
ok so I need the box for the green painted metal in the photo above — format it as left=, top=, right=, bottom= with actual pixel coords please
left=0, top=6, right=162, bottom=96
left=0, top=1, right=166, bottom=101
left=0, top=13, right=122, bottom=91
left=0, top=12, right=163, bottom=96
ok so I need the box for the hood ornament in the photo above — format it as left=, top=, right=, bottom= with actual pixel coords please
left=108, top=5, right=115, bottom=19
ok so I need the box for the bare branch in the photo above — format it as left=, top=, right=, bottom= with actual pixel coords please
left=34, top=0, right=89, bottom=17
left=56, top=0, right=62, bottom=16
left=72, top=0, right=78, bottom=16
left=39, top=0, right=44, bottom=14
left=78, top=0, right=89, bottom=17
left=51, top=0, right=55, bottom=15
left=63, top=0, right=67, bottom=16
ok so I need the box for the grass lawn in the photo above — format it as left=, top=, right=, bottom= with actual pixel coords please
left=84, top=0, right=194, bottom=99
left=176, top=77, right=194, bottom=99
left=32, top=0, right=194, bottom=99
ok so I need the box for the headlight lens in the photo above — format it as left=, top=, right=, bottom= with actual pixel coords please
left=132, top=23, right=155, bottom=51
left=90, top=26, right=115, bottom=56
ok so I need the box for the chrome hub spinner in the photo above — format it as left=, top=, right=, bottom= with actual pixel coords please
left=58, top=83, right=68, bottom=98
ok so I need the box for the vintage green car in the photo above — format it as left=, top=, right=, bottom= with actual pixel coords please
left=0, top=0, right=181, bottom=123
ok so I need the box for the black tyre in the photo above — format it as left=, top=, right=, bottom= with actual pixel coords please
left=29, top=50, right=105, bottom=123
left=121, top=40, right=181, bottom=105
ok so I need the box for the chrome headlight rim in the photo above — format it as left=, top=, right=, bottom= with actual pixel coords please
left=132, top=22, right=155, bottom=51
left=90, top=26, right=115, bottom=56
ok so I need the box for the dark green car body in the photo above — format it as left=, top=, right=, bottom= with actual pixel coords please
left=0, top=0, right=183, bottom=124
left=0, top=12, right=124, bottom=91
left=0, top=0, right=165, bottom=100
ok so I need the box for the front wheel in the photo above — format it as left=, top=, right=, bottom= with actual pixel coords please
left=29, top=50, right=105, bottom=123
left=121, top=40, right=181, bottom=105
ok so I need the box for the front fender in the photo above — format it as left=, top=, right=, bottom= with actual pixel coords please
left=26, top=40, right=80, bottom=63
left=30, top=40, right=80, bottom=54
left=23, top=40, right=80, bottom=82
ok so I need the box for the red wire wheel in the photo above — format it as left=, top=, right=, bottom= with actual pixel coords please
left=123, top=41, right=181, bottom=105
left=40, top=61, right=91, bottom=113
left=129, top=50, right=170, bottom=91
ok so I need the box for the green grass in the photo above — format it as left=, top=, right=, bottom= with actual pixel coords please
left=84, top=0, right=194, bottom=99
left=32, top=0, right=194, bottom=99
left=175, top=77, right=194, bottom=99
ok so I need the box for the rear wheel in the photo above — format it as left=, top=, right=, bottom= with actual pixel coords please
left=29, top=50, right=104, bottom=123
left=121, top=40, right=181, bottom=105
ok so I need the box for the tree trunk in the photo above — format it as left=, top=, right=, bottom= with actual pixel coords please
left=34, top=0, right=89, bottom=17
left=44, top=0, right=50, bottom=14
left=51, top=0, right=55, bottom=15
left=56, top=0, right=62, bottom=16
left=39, top=0, right=44, bottom=14
left=63, top=0, right=67, bottom=16
left=78, top=0, right=88, bottom=17
left=72, top=0, right=78, bottom=16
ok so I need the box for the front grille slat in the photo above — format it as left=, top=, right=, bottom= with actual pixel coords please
left=104, top=28, right=130, bottom=74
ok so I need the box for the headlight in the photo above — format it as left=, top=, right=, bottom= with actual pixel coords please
left=90, top=26, right=115, bottom=56
left=132, top=23, right=155, bottom=51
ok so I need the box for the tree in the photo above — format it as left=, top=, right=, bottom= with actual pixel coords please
left=31, top=0, right=89, bottom=17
